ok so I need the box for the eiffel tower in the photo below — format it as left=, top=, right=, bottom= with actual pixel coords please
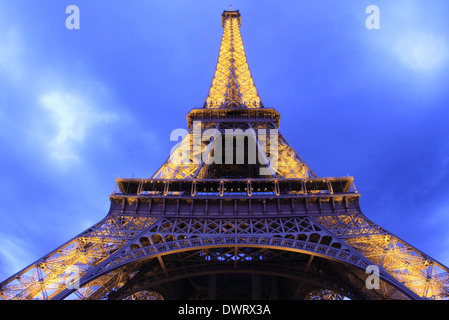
left=1, top=9, right=448, bottom=301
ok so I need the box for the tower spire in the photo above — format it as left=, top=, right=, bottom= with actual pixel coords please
left=205, top=10, right=262, bottom=109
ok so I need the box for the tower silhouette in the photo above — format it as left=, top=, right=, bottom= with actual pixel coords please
left=1, top=9, right=448, bottom=300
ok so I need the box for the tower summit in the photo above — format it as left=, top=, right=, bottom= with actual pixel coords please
left=205, top=9, right=261, bottom=109
left=1, top=9, right=448, bottom=301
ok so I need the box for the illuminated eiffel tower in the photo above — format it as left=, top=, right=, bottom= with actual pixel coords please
left=1, top=9, right=449, bottom=300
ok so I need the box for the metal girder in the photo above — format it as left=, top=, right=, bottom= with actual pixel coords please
left=0, top=216, right=156, bottom=300
left=346, top=234, right=449, bottom=299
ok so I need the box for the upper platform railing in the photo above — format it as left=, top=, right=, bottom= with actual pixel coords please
left=186, top=107, right=280, bottom=129
left=112, top=177, right=358, bottom=199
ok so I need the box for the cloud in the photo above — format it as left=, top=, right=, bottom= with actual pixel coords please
left=0, top=234, right=35, bottom=280
left=362, top=1, right=449, bottom=75
left=0, top=5, right=120, bottom=167
left=394, top=31, right=448, bottom=73
left=382, top=2, right=449, bottom=75
left=39, top=91, right=118, bottom=163
left=0, top=27, right=24, bottom=82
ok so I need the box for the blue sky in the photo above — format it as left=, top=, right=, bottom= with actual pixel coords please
left=1, top=0, right=449, bottom=281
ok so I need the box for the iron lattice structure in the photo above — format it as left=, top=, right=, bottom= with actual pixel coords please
left=1, top=10, right=449, bottom=301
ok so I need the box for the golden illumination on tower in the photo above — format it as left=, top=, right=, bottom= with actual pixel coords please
left=205, top=10, right=262, bottom=109
left=347, top=234, right=449, bottom=299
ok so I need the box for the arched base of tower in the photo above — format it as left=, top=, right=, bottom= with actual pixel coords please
left=99, top=248, right=411, bottom=300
